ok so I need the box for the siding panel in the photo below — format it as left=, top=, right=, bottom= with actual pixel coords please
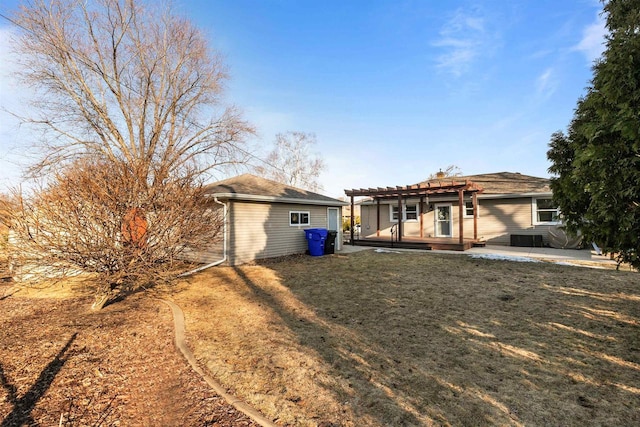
left=361, top=197, right=555, bottom=245
left=228, top=202, right=329, bottom=265
left=466, top=197, right=554, bottom=244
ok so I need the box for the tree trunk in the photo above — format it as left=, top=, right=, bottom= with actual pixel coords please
left=91, top=291, right=112, bottom=311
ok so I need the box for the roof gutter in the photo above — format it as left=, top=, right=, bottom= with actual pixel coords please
left=476, top=192, right=553, bottom=200
left=206, top=192, right=348, bottom=206
left=178, top=196, right=227, bottom=277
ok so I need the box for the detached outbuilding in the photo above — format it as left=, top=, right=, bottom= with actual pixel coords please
left=202, top=174, right=346, bottom=265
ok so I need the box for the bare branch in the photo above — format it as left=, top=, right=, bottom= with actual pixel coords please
left=254, top=131, right=326, bottom=192
left=7, top=0, right=253, bottom=308
left=427, top=165, right=463, bottom=180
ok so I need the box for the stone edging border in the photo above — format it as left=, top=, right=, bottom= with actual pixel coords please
left=160, top=299, right=277, bottom=427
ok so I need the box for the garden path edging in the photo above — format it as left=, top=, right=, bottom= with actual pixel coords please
left=160, top=299, right=277, bottom=427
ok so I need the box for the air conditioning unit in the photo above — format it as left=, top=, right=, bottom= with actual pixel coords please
left=510, top=234, right=544, bottom=247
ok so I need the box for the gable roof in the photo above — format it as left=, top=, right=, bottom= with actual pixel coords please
left=420, top=172, right=551, bottom=195
left=204, top=174, right=346, bottom=206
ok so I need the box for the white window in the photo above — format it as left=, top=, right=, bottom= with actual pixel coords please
left=389, top=203, right=419, bottom=222
left=533, top=198, right=560, bottom=225
left=405, top=204, right=418, bottom=220
left=463, top=201, right=478, bottom=218
left=290, top=211, right=310, bottom=226
left=391, top=205, right=400, bottom=222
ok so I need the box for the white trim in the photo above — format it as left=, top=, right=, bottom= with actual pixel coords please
left=532, top=197, right=561, bottom=225
left=434, top=203, right=453, bottom=237
left=207, top=192, right=347, bottom=206
left=478, top=192, right=553, bottom=200
left=327, top=207, right=341, bottom=251
left=289, top=210, right=311, bottom=226
left=405, top=203, right=419, bottom=221
left=389, top=202, right=420, bottom=223
left=463, top=200, right=478, bottom=218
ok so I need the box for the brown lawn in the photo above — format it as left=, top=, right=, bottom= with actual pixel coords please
left=169, top=250, right=640, bottom=426
left=0, top=282, right=259, bottom=426
left=2, top=249, right=639, bottom=426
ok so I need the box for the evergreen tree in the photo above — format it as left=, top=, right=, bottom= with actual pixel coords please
left=548, top=0, right=640, bottom=269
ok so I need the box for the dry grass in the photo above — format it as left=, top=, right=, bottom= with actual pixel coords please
left=169, top=250, right=640, bottom=426
left=2, top=277, right=97, bottom=299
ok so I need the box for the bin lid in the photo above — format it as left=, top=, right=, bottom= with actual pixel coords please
left=314, top=228, right=329, bottom=237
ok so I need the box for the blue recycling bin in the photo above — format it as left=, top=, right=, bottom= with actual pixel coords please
left=304, top=228, right=328, bottom=256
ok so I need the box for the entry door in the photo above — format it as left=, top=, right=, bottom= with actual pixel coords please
left=327, top=207, right=340, bottom=250
left=435, top=204, right=452, bottom=237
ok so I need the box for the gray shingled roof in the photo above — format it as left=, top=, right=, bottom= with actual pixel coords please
left=420, top=172, right=551, bottom=195
left=204, top=174, right=346, bottom=205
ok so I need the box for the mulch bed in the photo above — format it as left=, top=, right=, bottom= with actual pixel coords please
left=0, top=283, right=260, bottom=426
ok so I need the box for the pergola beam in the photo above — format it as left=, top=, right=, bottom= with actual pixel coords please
left=345, top=180, right=482, bottom=199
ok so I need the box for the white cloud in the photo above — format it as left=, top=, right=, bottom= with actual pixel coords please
left=536, top=67, right=557, bottom=100
left=433, top=8, right=491, bottom=77
left=574, top=12, right=607, bottom=63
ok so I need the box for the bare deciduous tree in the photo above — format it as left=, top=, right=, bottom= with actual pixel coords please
left=5, top=0, right=252, bottom=308
left=254, top=131, right=326, bottom=192
left=427, top=165, right=463, bottom=180
left=8, top=158, right=225, bottom=308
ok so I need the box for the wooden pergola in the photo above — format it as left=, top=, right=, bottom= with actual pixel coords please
left=344, top=180, right=484, bottom=246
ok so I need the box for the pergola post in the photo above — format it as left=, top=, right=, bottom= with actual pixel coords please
left=473, top=192, right=478, bottom=241
left=419, top=195, right=424, bottom=238
left=458, top=189, right=464, bottom=245
left=350, top=195, right=355, bottom=245
left=397, top=194, right=403, bottom=242
left=376, top=198, right=381, bottom=237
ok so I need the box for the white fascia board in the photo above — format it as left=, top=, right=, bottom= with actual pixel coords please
left=477, top=192, right=553, bottom=200
left=206, top=192, right=348, bottom=206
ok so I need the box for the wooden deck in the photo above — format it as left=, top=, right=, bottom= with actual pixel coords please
left=348, top=236, right=485, bottom=252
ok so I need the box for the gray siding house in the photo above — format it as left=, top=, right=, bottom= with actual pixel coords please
left=202, top=174, right=346, bottom=265
left=358, top=172, right=565, bottom=247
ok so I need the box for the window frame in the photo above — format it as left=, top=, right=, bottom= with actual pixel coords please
left=463, top=200, right=478, bottom=218
left=390, top=204, right=399, bottom=222
left=289, top=210, right=310, bottom=226
left=532, top=198, right=560, bottom=225
left=389, top=203, right=420, bottom=222
left=405, top=204, right=418, bottom=221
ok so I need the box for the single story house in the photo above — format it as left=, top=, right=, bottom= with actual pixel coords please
left=201, top=174, right=347, bottom=265
left=350, top=172, right=575, bottom=249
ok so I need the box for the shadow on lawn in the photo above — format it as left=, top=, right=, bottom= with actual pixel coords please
left=234, top=253, right=640, bottom=426
left=231, top=266, right=428, bottom=426
left=1, top=333, right=77, bottom=427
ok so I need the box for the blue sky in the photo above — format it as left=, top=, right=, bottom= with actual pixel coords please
left=0, top=1, right=607, bottom=198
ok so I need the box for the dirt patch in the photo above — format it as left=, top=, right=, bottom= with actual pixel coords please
left=172, top=250, right=640, bottom=426
left=0, top=286, right=259, bottom=426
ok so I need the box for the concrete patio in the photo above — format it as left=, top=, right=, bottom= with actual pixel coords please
left=339, top=243, right=623, bottom=269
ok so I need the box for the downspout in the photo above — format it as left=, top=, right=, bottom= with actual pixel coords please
left=178, top=196, right=227, bottom=277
